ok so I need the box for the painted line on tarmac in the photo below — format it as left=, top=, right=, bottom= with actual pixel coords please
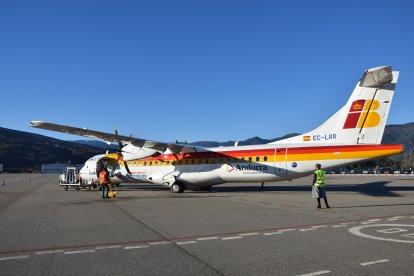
left=222, top=236, right=243, bottom=240
left=299, top=228, right=317, bottom=232
left=239, top=232, right=260, bottom=236
left=332, top=224, right=348, bottom=228
left=278, top=228, right=296, bottom=232
left=360, top=259, right=390, bottom=266
left=176, top=241, right=197, bottom=245
left=64, top=249, right=96, bottom=255
left=0, top=255, right=29, bottom=261
left=349, top=224, right=414, bottom=244
left=35, top=249, right=65, bottom=255
left=197, top=236, right=219, bottom=241
left=124, top=245, right=149, bottom=250
left=149, top=241, right=171, bottom=245
left=387, top=216, right=405, bottom=221
left=297, top=270, right=331, bottom=276
left=2, top=213, right=413, bottom=257
left=95, top=245, right=122, bottom=250
left=312, top=225, right=328, bottom=229
left=263, top=232, right=282, bottom=236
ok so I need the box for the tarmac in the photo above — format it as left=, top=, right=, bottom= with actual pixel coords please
left=0, top=173, right=413, bottom=275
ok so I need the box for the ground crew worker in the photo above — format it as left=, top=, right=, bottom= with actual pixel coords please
left=312, top=163, right=330, bottom=208
left=99, top=167, right=110, bottom=199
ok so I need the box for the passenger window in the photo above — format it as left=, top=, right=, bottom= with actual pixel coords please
left=241, top=157, right=245, bottom=162
left=191, top=160, right=195, bottom=164
left=144, top=162, right=147, bottom=166
left=226, top=157, right=230, bottom=163
left=212, top=159, right=216, bottom=164
left=185, top=160, right=189, bottom=165
left=178, top=160, right=182, bottom=165
left=155, top=161, right=158, bottom=165
left=256, top=157, right=260, bottom=162
left=219, top=158, right=223, bottom=164
left=149, top=161, right=152, bottom=166
left=248, top=157, right=252, bottom=162
left=172, top=161, right=176, bottom=165
left=264, top=156, right=268, bottom=162
left=205, top=159, right=209, bottom=164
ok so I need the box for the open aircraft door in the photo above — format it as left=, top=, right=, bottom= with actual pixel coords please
left=274, top=147, right=287, bottom=175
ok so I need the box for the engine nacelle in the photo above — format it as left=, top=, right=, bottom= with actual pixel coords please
left=122, top=144, right=161, bottom=161
left=147, top=172, right=178, bottom=186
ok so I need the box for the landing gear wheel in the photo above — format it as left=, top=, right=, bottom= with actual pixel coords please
left=64, top=186, right=68, bottom=191
left=171, top=183, right=185, bottom=193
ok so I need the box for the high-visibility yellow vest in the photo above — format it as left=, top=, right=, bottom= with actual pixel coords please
left=314, top=169, right=325, bottom=187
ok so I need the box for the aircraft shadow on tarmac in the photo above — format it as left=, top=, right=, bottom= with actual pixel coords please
left=115, top=181, right=414, bottom=197
left=213, top=181, right=414, bottom=197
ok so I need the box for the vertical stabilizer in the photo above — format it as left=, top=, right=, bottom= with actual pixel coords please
left=272, top=66, right=399, bottom=145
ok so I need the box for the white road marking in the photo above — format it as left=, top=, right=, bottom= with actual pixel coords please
left=278, top=228, right=296, bottom=232
left=332, top=224, right=347, bottom=228
left=311, top=225, right=327, bottom=229
left=149, top=241, right=171, bottom=245
left=125, top=245, right=149, bottom=250
left=222, top=236, right=243, bottom=240
left=377, top=228, right=408, bottom=234
left=0, top=255, right=29, bottom=261
left=367, top=219, right=382, bottom=222
left=64, top=249, right=96, bottom=255
left=239, top=232, right=260, bottom=236
left=386, top=216, right=405, bottom=221
left=35, top=249, right=64, bottom=255
left=95, top=245, right=122, bottom=250
left=263, top=232, right=282, bottom=236
left=401, top=233, right=414, bottom=238
left=299, top=228, right=317, bottom=232
left=176, top=241, right=197, bottom=245
left=197, top=237, right=219, bottom=241
left=349, top=224, right=414, bottom=244
left=360, top=259, right=390, bottom=266
left=297, top=270, right=331, bottom=276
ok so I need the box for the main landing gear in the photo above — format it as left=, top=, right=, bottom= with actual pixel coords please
left=170, top=183, right=185, bottom=193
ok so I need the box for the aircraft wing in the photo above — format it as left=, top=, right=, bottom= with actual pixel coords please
left=29, top=121, right=204, bottom=153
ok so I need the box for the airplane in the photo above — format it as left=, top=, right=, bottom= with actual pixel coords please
left=30, top=66, right=403, bottom=193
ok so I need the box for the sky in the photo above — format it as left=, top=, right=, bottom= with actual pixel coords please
left=1, top=0, right=413, bottom=143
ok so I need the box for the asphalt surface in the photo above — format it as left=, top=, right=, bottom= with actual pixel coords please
left=0, top=173, right=414, bottom=275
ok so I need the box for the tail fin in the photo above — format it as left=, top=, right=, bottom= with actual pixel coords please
left=274, top=66, right=399, bottom=145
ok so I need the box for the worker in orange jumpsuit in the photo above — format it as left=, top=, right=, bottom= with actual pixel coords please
left=99, top=167, right=110, bottom=199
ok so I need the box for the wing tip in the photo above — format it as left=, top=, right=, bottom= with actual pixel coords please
left=29, top=121, right=44, bottom=128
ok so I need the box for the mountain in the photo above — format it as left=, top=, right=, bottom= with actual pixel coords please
left=1, top=123, right=413, bottom=172
left=189, top=133, right=300, bottom=147
left=71, top=140, right=118, bottom=150
left=382, top=122, right=414, bottom=167
left=0, top=127, right=103, bottom=171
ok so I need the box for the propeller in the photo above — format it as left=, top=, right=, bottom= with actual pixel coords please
left=114, top=129, right=133, bottom=176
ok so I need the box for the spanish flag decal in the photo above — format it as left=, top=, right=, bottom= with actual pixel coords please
left=303, top=136, right=311, bottom=141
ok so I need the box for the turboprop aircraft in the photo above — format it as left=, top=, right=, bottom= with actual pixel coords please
left=30, top=66, right=403, bottom=193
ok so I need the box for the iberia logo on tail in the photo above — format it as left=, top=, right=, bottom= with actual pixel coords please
left=343, top=99, right=381, bottom=129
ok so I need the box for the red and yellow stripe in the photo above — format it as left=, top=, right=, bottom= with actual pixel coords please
left=107, top=144, right=403, bottom=167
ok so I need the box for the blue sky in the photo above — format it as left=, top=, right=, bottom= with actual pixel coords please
left=1, top=0, right=413, bottom=142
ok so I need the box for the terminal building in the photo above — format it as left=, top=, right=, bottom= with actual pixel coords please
left=41, top=164, right=83, bottom=174
left=0, top=164, right=3, bottom=173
